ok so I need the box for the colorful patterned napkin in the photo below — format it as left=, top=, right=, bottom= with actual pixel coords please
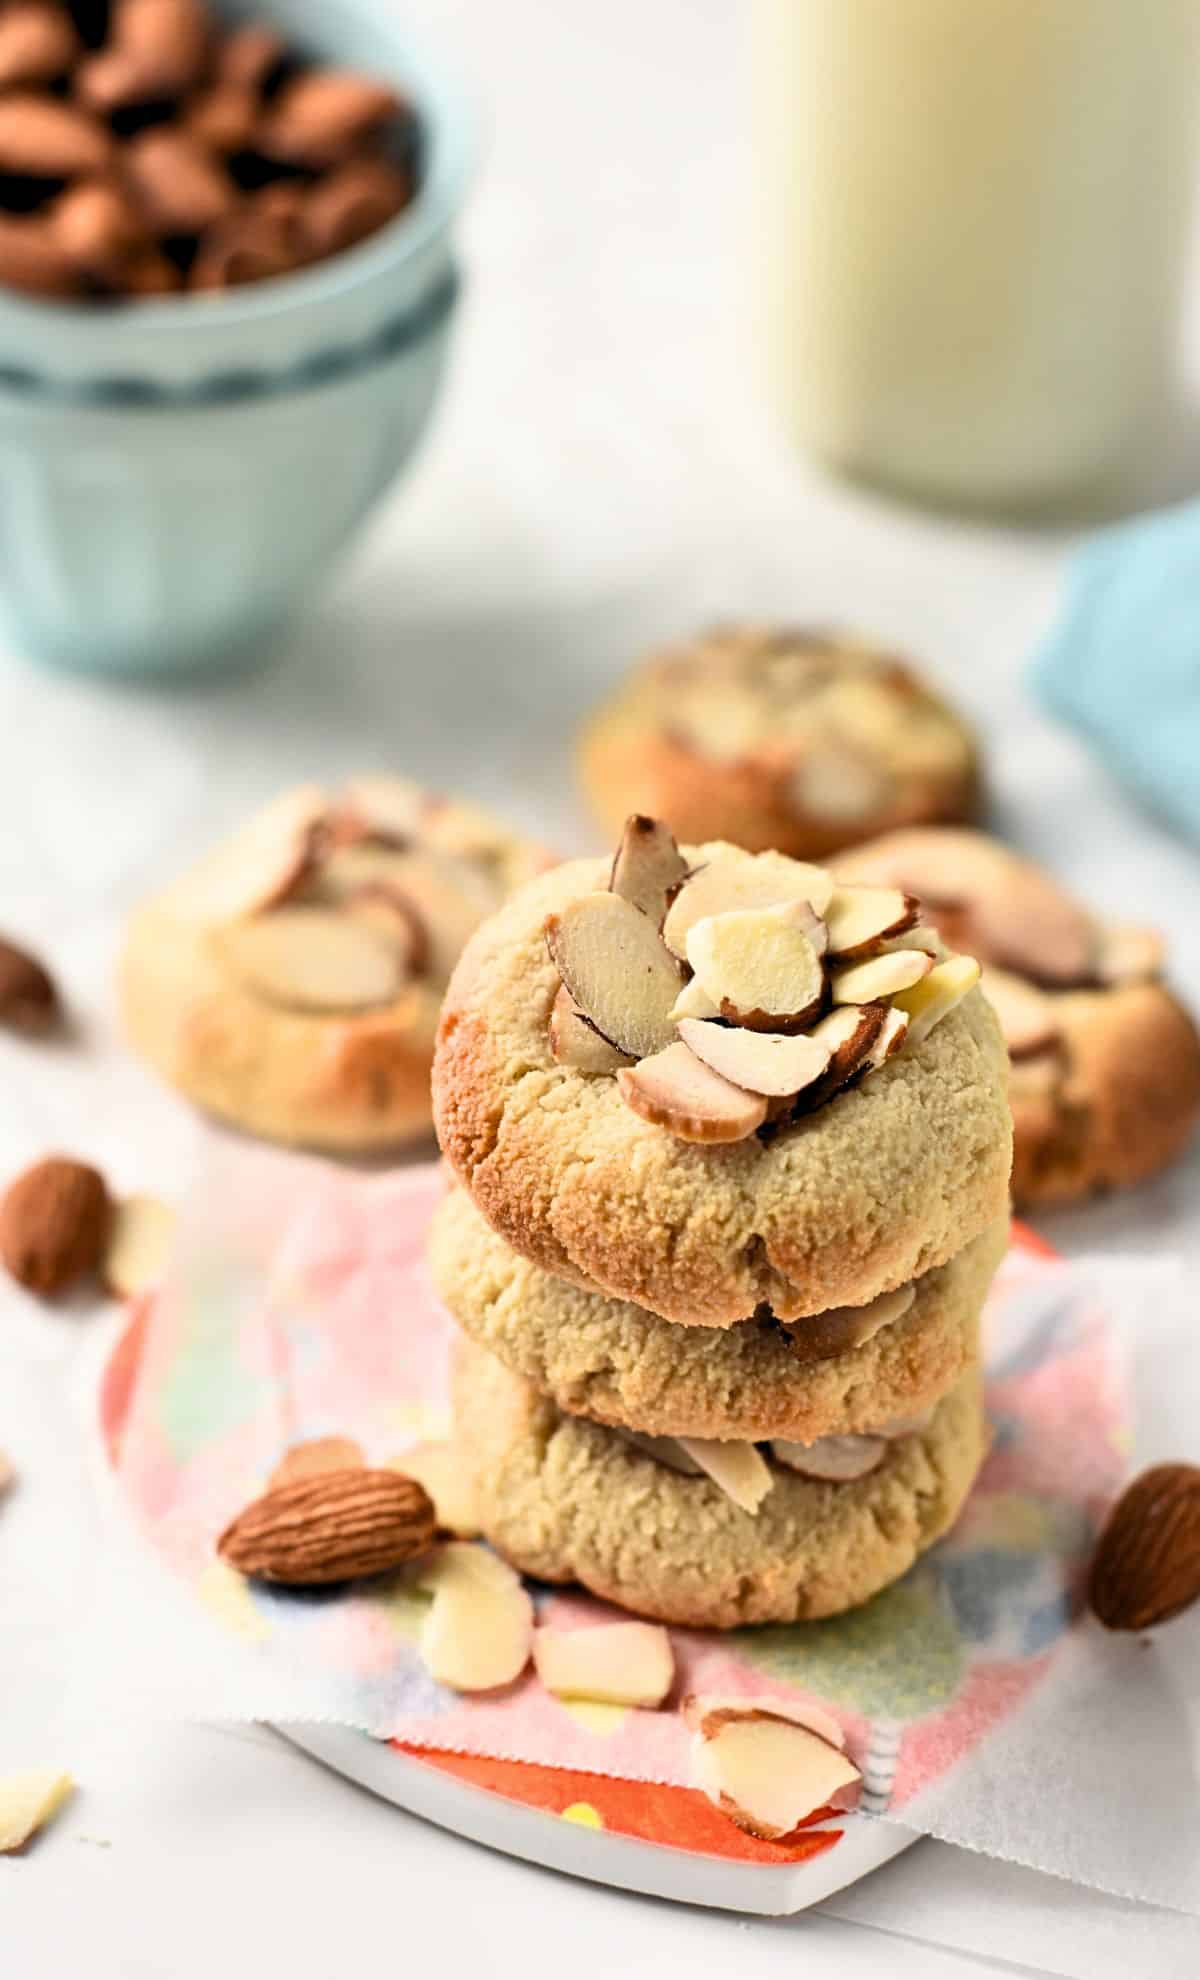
left=95, top=1147, right=1198, bottom=1909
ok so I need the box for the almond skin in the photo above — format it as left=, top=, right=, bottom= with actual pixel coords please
left=1088, top=1463, right=1200, bottom=1630
left=0, top=936, right=59, bottom=1034
left=218, top=1467, right=436, bottom=1585
left=0, top=1156, right=109, bottom=1295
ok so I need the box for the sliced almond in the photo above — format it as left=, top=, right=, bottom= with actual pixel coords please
left=972, top=869, right=1096, bottom=986
left=534, top=1621, right=674, bottom=1708
left=668, top=976, right=721, bottom=1023
left=888, top=925, right=945, bottom=959
left=391, top=1442, right=481, bottom=1539
left=415, top=1542, right=533, bottom=1692
left=676, top=1437, right=773, bottom=1513
left=687, top=1699, right=860, bottom=1838
left=218, top=907, right=405, bottom=1012
left=609, top=815, right=688, bottom=925
left=807, top=1003, right=887, bottom=1084
left=321, top=845, right=484, bottom=983
left=687, top=902, right=825, bottom=1031
left=979, top=967, right=1059, bottom=1059
left=662, top=849, right=834, bottom=959
left=771, top=1433, right=888, bottom=1481
left=618, top=1041, right=767, bottom=1143
left=0, top=1770, right=74, bottom=1853
left=782, top=1280, right=916, bottom=1360
left=171, top=786, right=326, bottom=925
left=678, top=1018, right=830, bottom=1099
left=823, top=885, right=919, bottom=960
left=830, top=948, right=932, bottom=1004
left=269, top=1436, right=365, bottom=1489
left=101, top=1192, right=175, bottom=1298
left=892, top=954, right=980, bottom=1046
left=612, top=1427, right=704, bottom=1475
left=549, top=984, right=632, bottom=1075
left=340, top=774, right=424, bottom=843
left=683, top=1690, right=846, bottom=1751
left=1094, top=923, right=1165, bottom=987
left=545, top=892, right=681, bottom=1060
left=860, top=1004, right=910, bottom=1071
left=344, top=887, right=429, bottom=978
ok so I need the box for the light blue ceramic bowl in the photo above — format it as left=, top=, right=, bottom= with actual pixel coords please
left=0, top=0, right=471, bottom=678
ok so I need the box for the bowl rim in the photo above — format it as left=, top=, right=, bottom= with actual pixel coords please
left=0, top=0, right=475, bottom=345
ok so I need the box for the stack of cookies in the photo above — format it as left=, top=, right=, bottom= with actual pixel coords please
left=431, top=818, right=1013, bottom=1629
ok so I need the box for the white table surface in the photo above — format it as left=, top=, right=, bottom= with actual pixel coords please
left=1, top=1, right=1199, bottom=1973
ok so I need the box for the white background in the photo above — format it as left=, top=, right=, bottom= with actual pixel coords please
left=1, top=1, right=1199, bottom=1973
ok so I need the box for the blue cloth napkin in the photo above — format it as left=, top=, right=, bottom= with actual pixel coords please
left=1033, top=500, right=1200, bottom=844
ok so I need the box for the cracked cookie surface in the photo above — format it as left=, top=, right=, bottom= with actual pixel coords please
left=578, top=624, right=980, bottom=859
left=452, top=1337, right=987, bottom=1628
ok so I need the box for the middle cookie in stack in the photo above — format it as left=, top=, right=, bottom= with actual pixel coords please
left=432, top=819, right=1013, bottom=1629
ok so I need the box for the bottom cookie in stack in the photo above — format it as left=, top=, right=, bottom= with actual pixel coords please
left=430, top=1189, right=1005, bottom=1630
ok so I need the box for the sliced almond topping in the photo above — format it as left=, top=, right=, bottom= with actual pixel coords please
left=823, top=885, right=919, bottom=959
left=771, top=1433, right=888, bottom=1481
left=687, top=902, right=825, bottom=1031
left=668, top=976, right=721, bottom=1023
left=972, top=870, right=1096, bottom=986
left=890, top=925, right=945, bottom=959
left=662, top=849, right=834, bottom=959
left=171, top=785, right=327, bottom=925
left=830, top=948, right=933, bottom=1004
left=783, top=1280, right=916, bottom=1360
left=892, top=954, right=980, bottom=1046
left=549, top=984, right=632, bottom=1075
left=344, top=887, right=429, bottom=978
left=861, top=1004, right=910, bottom=1071
left=617, top=1041, right=767, bottom=1143
left=1094, top=923, right=1164, bottom=987
left=414, top=1542, right=534, bottom=1692
left=269, top=1435, right=365, bottom=1489
left=534, top=1621, right=674, bottom=1708
left=609, top=815, right=688, bottom=925
left=391, top=1441, right=481, bottom=1538
left=546, top=892, right=681, bottom=1060
left=675, top=1437, right=774, bottom=1513
left=101, top=1192, right=175, bottom=1299
left=686, top=1697, right=860, bottom=1838
left=979, top=967, right=1059, bottom=1059
left=0, top=1770, right=74, bottom=1853
left=218, top=907, right=406, bottom=1012
left=322, top=844, right=486, bottom=983
left=807, top=1003, right=887, bottom=1084
left=677, top=1017, right=830, bottom=1099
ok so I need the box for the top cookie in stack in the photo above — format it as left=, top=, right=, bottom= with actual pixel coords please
left=434, top=817, right=1011, bottom=1328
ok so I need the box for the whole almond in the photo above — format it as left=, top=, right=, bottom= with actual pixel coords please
left=0, top=1156, right=109, bottom=1296
left=217, top=22, right=286, bottom=91
left=124, top=127, right=237, bottom=236
left=52, top=178, right=146, bottom=278
left=218, top=1467, right=435, bottom=1584
left=259, top=70, right=400, bottom=168
left=0, top=4, right=78, bottom=89
left=1089, top=1463, right=1200, bottom=1630
left=0, top=936, right=59, bottom=1033
left=0, top=93, right=112, bottom=177
left=303, top=157, right=410, bottom=258
left=0, top=213, right=79, bottom=296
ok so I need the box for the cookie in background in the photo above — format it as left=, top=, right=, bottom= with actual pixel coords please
left=835, top=827, right=1200, bottom=1207
left=577, top=623, right=980, bottom=858
left=120, top=779, right=553, bottom=1151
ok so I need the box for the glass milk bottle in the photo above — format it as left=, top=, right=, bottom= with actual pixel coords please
left=755, top=0, right=1200, bottom=512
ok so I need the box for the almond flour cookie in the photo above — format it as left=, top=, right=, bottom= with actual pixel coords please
left=452, top=1338, right=987, bottom=1628
left=121, top=780, right=551, bottom=1152
left=834, top=828, right=1200, bottom=1206
left=433, top=825, right=1012, bottom=1326
left=578, top=624, right=980, bottom=859
left=432, top=1183, right=1007, bottom=1444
